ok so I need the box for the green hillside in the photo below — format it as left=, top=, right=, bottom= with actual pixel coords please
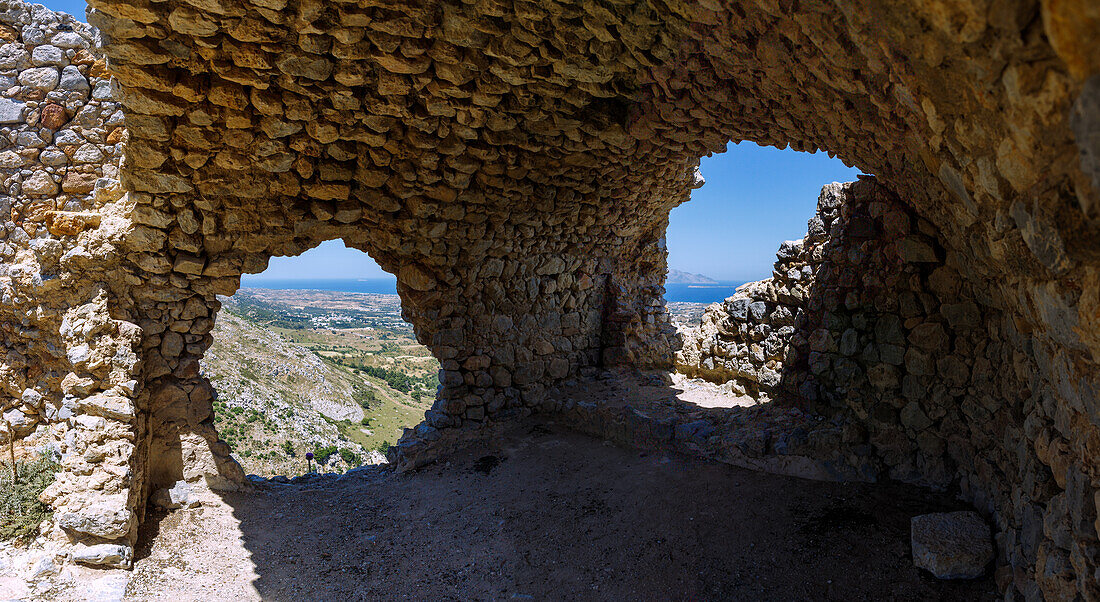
left=200, top=291, right=438, bottom=477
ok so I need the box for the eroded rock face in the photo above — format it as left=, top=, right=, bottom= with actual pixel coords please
left=0, top=0, right=1095, bottom=597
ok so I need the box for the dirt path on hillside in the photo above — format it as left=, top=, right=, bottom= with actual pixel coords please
left=114, top=422, right=995, bottom=601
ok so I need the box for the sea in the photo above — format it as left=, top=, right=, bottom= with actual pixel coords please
left=239, top=278, right=747, bottom=305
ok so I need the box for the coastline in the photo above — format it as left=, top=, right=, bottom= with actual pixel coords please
left=240, top=278, right=749, bottom=304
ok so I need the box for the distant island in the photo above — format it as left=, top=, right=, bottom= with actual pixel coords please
left=667, top=269, right=719, bottom=284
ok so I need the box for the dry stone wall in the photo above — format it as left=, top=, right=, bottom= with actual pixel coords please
left=679, top=178, right=1099, bottom=600
left=677, top=183, right=834, bottom=401
left=0, top=0, right=145, bottom=569
left=0, top=0, right=1093, bottom=596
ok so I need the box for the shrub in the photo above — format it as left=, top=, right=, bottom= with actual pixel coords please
left=359, top=366, right=413, bottom=392
left=281, top=440, right=295, bottom=456
left=313, top=445, right=338, bottom=463
left=1, top=455, right=61, bottom=542
left=353, top=386, right=377, bottom=409
left=339, top=448, right=361, bottom=466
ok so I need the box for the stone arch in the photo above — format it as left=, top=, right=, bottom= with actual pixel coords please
left=0, top=0, right=1093, bottom=595
left=126, top=225, right=448, bottom=498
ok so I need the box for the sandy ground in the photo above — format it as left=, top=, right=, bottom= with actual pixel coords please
left=112, top=421, right=997, bottom=602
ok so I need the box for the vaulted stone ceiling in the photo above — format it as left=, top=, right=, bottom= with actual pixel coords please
left=3, top=0, right=1097, bottom=596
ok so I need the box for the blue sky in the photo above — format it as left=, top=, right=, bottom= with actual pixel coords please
left=668, top=142, right=861, bottom=280
left=41, top=0, right=85, bottom=18
left=41, top=0, right=862, bottom=283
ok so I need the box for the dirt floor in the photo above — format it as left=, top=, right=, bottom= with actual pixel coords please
left=110, top=420, right=1000, bottom=601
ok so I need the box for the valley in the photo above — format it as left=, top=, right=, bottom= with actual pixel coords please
left=201, top=289, right=440, bottom=477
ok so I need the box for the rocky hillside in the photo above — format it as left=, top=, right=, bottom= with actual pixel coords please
left=201, top=310, right=385, bottom=477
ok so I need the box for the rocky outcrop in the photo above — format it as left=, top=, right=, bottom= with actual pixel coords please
left=0, top=0, right=1095, bottom=597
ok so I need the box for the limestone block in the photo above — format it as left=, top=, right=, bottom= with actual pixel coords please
left=19, top=66, right=59, bottom=90
left=151, top=480, right=200, bottom=510
left=2, top=406, right=34, bottom=433
left=51, top=31, right=86, bottom=49
left=0, top=43, right=29, bottom=69
left=44, top=210, right=99, bottom=235
left=30, top=44, right=63, bottom=66
left=0, top=97, right=24, bottom=124
left=911, top=511, right=993, bottom=579
left=57, top=493, right=132, bottom=539
left=77, top=393, right=135, bottom=422
left=172, top=254, right=205, bottom=275
left=71, top=543, right=133, bottom=568
left=21, top=171, right=57, bottom=195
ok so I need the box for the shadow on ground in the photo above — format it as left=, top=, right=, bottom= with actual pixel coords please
left=125, top=420, right=996, bottom=601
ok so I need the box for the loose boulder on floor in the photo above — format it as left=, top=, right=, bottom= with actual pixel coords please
left=911, top=511, right=993, bottom=579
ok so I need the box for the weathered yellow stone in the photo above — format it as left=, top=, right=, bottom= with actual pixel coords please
left=45, top=211, right=101, bottom=236
left=1042, top=0, right=1100, bottom=80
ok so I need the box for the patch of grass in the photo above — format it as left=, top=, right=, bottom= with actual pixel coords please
left=352, top=397, right=425, bottom=450
left=1, top=455, right=61, bottom=542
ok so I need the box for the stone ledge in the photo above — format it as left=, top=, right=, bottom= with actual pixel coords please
left=387, top=373, right=882, bottom=484
left=554, top=389, right=881, bottom=484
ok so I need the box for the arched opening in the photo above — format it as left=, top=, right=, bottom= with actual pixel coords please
left=132, top=222, right=456, bottom=507
left=668, top=143, right=863, bottom=290
left=3, top=0, right=1093, bottom=596
left=665, top=141, right=862, bottom=327
left=667, top=142, right=862, bottom=401
left=200, top=241, right=438, bottom=478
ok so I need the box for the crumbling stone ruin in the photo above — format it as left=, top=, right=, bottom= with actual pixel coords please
left=0, top=0, right=1096, bottom=597
left=676, top=182, right=839, bottom=401
left=0, top=0, right=137, bottom=570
